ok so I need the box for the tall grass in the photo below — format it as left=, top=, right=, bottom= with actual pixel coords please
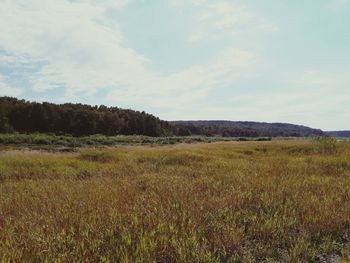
left=0, top=133, right=272, bottom=151
left=0, top=140, right=349, bottom=262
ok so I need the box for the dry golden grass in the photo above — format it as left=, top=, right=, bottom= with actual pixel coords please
left=0, top=139, right=350, bottom=262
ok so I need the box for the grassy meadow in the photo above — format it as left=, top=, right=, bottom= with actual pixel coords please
left=0, top=133, right=272, bottom=152
left=0, top=138, right=350, bottom=262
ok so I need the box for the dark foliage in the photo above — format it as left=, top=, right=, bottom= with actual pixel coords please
left=0, top=97, right=325, bottom=138
left=171, top=120, right=324, bottom=137
left=0, top=97, right=172, bottom=137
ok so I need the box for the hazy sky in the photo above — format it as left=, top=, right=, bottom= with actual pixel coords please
left=0, top=0, right=349, bottom=130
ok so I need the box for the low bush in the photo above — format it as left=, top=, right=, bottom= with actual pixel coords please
left=316, top=136, right=339, bottom=155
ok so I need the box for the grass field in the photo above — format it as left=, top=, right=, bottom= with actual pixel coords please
left=0, top=139, right=350, bottom=262
left=0, top=133, right=272, bottom=152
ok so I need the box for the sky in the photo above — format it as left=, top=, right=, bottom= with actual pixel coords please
left=0, top=0, right=349, bottom=130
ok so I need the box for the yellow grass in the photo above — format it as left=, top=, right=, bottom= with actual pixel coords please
left=0, top=140, right=350, bottom=262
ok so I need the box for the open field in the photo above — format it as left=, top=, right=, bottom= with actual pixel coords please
left=0, top=133, right=273, bottom=152
left=1, top=139, right=350, bottom=262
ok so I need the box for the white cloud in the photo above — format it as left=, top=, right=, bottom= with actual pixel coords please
left=70, top=0, right=129, bottom=9
left=106, top=48, right=255, bottom=107
left=157, top=64, right=350, bottom=130
left=1, top=1, right=347, bottom=130
left=0, top=76, right=22, bottom=97
left=172, top=0, right=278, bottom=43
left=0, top=0, right=146, bottom=94
left=0, top=0, right=256, bottom=106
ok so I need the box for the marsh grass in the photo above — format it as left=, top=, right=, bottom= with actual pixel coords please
left=0, top=140, right=350, bottom=262
left=316, top=136, right=340, bottom=155
left=0, top=133, right=273, bottom=152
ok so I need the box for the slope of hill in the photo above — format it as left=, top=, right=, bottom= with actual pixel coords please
left=325, top=131, right=350, bottom=138
left=172, top=120, right=324, bottom=137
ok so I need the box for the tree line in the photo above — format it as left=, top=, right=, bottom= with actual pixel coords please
left=0, top=97, right=173, bottom=137
left=0, top=97, right=324, bottom=138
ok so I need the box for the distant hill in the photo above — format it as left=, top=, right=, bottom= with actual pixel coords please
left=0, top=96, right=326, bottom=138
left=171, top=121, right=324, bottom=137
left=325, top=131, right=350, bottom=138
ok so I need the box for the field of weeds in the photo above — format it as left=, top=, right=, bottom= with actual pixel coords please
left=0, top=139, right=350, bottom=262
left=0, top=133, right=272, bottom=152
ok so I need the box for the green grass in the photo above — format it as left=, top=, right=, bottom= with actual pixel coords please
left=0, top=139, right=350, bottom=262
left=0, top=133, right=273, bottom=151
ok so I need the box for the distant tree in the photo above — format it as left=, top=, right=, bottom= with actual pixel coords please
left=0, top=97, right=173, bottom=137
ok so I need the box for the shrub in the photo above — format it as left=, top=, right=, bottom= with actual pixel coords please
left=316, top=136, right=339, bottom=155
left=32, top=134, right=52, bottom=145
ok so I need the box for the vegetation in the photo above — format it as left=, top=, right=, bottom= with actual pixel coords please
left=315, top=136, right=340, bottom=155
left=1, top=97, right=325, bottom=138
left=172, top=121, right=324, bottom=137
left=1, top=140, right=350, bottom=262
left=0, top=97, right=172, bottom=137
left=0, top=133, right=272, bottom=151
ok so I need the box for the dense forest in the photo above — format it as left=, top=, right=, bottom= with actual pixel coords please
left=172, top=121, right=324, bottom=137
left=0, top=97, right=325, bottom=138
left=0, top=97, right=172, bottom=137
